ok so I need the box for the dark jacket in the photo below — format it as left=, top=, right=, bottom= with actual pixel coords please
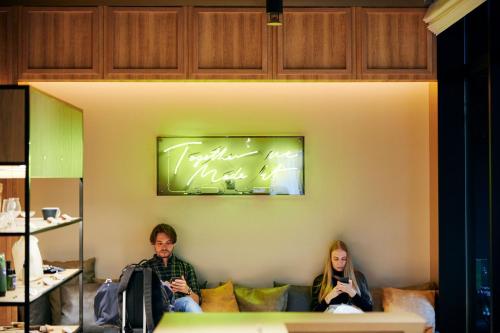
left=311, top=270, right=373, bottom=312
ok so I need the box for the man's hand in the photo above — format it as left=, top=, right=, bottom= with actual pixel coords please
left=170, top=275, right=191, bottom=294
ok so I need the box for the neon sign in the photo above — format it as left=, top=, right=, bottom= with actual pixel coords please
left=157, top=137, right=304, bottom=195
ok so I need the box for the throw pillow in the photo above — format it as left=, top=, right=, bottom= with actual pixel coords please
left=370, top=287, right=383, bottom=312
left=201, top=281, right=239, bottom=312
left=29, top=294, right=52, bottom=325
left=382, top=288, right=436, bottom=333
left=234, top=285, right=289, bottom=312
left=273, top=282, right=311, bottom=312
left=46, top=257, right=96, bottom=324
left=59, top=282, right=100, bottom=329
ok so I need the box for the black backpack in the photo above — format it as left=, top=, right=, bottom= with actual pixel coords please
left=117, top=263, right=172, bottom=333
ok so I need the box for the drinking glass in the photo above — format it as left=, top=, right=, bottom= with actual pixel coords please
left=6, top=198, right=21, bottom=219
left=1, top=199, right=8, bottom=213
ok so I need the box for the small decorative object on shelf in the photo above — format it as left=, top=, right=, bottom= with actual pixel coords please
left=0, top=253, right=7, bottom=297
left=6, top=260, right=16, bottom=291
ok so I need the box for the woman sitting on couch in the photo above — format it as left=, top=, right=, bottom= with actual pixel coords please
left=311, top=240, right=373, bottom=312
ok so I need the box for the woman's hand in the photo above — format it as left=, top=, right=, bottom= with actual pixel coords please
left=337, top=280, right=357, bottom=298
left=325, top=285, right=343, bottom=303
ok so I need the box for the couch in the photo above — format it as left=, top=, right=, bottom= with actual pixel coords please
left=27, top=258, right=438, bottom=333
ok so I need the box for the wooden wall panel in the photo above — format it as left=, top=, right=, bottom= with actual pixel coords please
left=357, top=8, right=436, bottom=80
left=104, top=7, right=187, bottom=79
left=0, top=7, right=17, bottom=84
left=276, top=8, right=354, bottom=80
left=19, top=7, right=103, bottom=80
left=190, top=7, right=271, bottom=79
left=0, top=178, right=24, bottom=325
left=0, top=89, right=26, bottom=163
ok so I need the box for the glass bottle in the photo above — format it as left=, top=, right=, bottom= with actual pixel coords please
left=0, top=253, right=7, bottom=296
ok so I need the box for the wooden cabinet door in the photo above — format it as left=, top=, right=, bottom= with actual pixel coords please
left=105, top=7, right=187, bottom=79
left=30, top=88, right=83, bottom=178
left=19, top=7, right=103, bottom=80
left=0, top=88, right=25, bottom=163
left=190, top=8, right=271, bottom=79
left=0, top=7, right=17, bottom=84
left=357, top=8, right=436, bottom=80
left=276, top=8, right=354, bottom=80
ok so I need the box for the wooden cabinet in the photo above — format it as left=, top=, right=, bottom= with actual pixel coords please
left=276, top=8, right=354, bottom=80
left=0, top=7, right=17, bottom=84
left=5, top=5, right=435, bottom=81
left=19, top=7, right=103, bottom=80
left=104, top=7, right=187, bottom=79
left=189, top=8, right=271, bottom=79
left=356, top=8, right=436, bottom=80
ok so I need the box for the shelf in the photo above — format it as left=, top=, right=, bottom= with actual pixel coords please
left=0, top=217, right=82, bottom=236
left=0, top=268, right=82, bottom=305
left=0, top=325, right=79, bottom=333
left=1, top=86, right=84, bottom=330
left=44, top=325, right=80, bottom=333
left=0, top=165, right=26, bottom=178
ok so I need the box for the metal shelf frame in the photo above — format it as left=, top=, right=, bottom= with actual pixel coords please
left=0, top=85, right=84, bottom=333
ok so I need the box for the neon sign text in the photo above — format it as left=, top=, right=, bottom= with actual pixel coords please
left=157, top=137, right=304, bottom=195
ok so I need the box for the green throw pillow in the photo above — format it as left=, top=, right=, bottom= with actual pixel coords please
left=234, top=285, right=289, bottom=312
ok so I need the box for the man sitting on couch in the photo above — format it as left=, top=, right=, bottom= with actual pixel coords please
left=144, top=223, right=202, bottom=313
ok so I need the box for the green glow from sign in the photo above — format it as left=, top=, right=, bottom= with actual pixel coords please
left=157, top=137, right=304, bottom=196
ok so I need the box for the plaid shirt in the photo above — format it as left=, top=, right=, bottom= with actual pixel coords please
left=145, top=254, right=200, bottom=298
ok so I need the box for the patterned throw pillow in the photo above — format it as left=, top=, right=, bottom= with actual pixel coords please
left=382, top=287, right=436, bottom=333
left=201, top=281, right=240, bottom=312
left=234, top=284, right=289, bottom=312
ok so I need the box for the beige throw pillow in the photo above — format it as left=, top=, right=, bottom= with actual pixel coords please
left=201, top=281, right=240, bottom=312
left=45, top=258, right=96, bottom=324
left=382, top=288, right=436, bottom=333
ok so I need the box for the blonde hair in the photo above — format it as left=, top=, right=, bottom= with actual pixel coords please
left=318, top=240, right=360, bottom=302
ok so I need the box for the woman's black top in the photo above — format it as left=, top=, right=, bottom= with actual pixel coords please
left=311, top=270, right=373, bottom=312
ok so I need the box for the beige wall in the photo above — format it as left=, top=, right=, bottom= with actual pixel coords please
left=31, top=82, right=431, bottom=288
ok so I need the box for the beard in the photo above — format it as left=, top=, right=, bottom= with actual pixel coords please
left=157, top=249, right=171, bottom=258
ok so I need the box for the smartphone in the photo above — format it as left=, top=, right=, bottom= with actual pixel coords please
left=170, top=276, right=182, bottom=283
left=336, top=276, right=349, bottom=284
